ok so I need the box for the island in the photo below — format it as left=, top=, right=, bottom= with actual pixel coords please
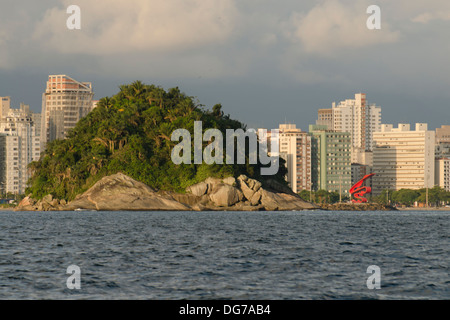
left=16, top=82, right=321, bottom=212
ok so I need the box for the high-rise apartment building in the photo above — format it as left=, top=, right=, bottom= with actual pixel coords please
left=309, top=125, right=352, bottom=195
left=0, top=104, right=40, bottom=195
left=316, top=109, right=333, bottom=129
left=40, top=75, right=94, bottom=150
left=316, top=93, right=381, bottom=165
left=1, top=96, right=11, bottom=119
left=436, top=143, right=450, bottom=159
left=435, top=158, right=450, bottom=192
left=278, top=124, right=312, bottom=193
left=435, top=125, right=450, bottom=159
left=435, top=126, right=450, bottom=192
left=372, top=123, right=435, bottom=195
left=436, top=125, right=450, bottom=144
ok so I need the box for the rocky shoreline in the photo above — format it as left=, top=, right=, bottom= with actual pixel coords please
left=15, top=173, right=319, bottom=212
left=14, top=173, right=400, bottom=212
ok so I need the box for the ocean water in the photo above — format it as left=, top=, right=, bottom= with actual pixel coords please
left=0, top=210, right=448, bottom=300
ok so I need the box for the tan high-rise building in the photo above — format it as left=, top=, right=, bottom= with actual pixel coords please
left=40, top=75, right=94, bottom=150
left=372, top=123, right=435, bottom=195
left=435, top=125, right=450, bottom=159
left=278, top=124, right=312, bottom=193
left=435, top=158, right=450, bottom=192
left=1, top=96, right=11, bottom=119
left=316, top=108, right=333, bottom=129
left=436, top=125, right=450, bottom=144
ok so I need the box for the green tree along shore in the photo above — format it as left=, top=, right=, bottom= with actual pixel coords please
left=26, top=81, right=287, bottom=201
left=298, top=187, right=450, bottom=207
left=372, top=187, right=450, bottom=207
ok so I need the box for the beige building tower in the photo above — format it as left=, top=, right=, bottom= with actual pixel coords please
left=372, top=123, right=435, bottom=195
left=40, top=75, right=94, bottom=150
left=316, top=109, right=333, bottom=129
left=435, top=158, right=450, bottom=192
left=1, top=96, right=11, bottom=119
left=436, top=125, right=450, bottom=144
left=278, top=124, right=312, bottom=193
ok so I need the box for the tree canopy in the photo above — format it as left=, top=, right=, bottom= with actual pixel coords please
left=372, top=186, right=450, bottom=206
left=27, top=81, right=287, bottom=201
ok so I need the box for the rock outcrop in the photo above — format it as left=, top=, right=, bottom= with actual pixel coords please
left=15, top=173, right=318, bottom=212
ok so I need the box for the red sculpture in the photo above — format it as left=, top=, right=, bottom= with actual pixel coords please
left=349, top=173, right=375, bottom=203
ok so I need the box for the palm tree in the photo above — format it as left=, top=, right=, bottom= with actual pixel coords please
left=148, top=87, right=166, bottom=109
left=130, top=80, right=145, bottom=98
left=158, top=122, right=175, bottom=143
left=212, top=104, right=224, bottom=118
left=178, top=98, right=196, bottom=117
left=164, top=109, right=178, bottom=123
left=98, top=97, right=114, bottom=110
left=147, top=130, right=163, bottom=148
left=145, top=106, right=162, bottom=126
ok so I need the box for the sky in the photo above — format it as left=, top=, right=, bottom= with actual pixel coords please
left=1, top=0, right=450, bottom=131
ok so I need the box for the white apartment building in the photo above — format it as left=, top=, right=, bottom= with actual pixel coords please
left=40, top=75, right=94, bottom=150
left=333, top=93, right=381, bottom=165
left=278, top=124, right=312, bottom=193
left=435, top=158, right=450, bottom=191
left=317, top=93, right=381, bottom=165
left=372, top=123, right=435, bottom=195
left=0, top=105, right=40, bottom=195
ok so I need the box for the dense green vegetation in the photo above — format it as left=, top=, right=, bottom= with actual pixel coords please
left=27, top=81, right=287, bottom=201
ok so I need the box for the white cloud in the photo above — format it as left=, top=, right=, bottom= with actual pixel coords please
left=257, top=33, right=278, bottom=47
left=32, top=0, right=240, bottom=55
left=285, top=0, right=400, bottom=56
left=0, top=29, right=7, bottom=43
left=412, top=12, right=450, bottom=24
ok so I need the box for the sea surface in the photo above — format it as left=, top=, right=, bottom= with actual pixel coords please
left=0, top=210, right=448, bottom=300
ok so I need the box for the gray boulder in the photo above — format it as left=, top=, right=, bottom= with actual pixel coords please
left=209, top=184, right=241, bottom=207
left=63, top=173, right=191, bottom=211
left=186, top=182, right=208, bottom=197
left=222, top=177, right=236, bottom=186
left=260, top=189, right=316, bottom=211
left=250, top=190, right=262, bottom=206
left=239, top=180, right=255, bottom=201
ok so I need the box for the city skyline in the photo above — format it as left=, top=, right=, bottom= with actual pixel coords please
left=1, top=73, right=449, bottom=198
left=1, top=76, right=449, bottom=133
left=1, top=1, right=450, bottom=131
